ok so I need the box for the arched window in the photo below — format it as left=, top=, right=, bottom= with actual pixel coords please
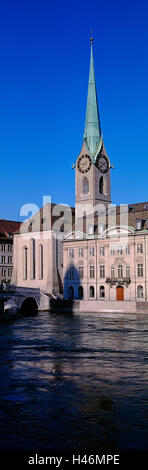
left=83, top=177, right=89, bottom=194
left=39, top=244, right=43, bottom=280
left=78, top=286, right=83, bottom=299
left=137, top=285, right=143, bottom=299
left=23, top=246, right=28, bottom=280
left=68, top=286, right=74, bottom=299
left=90, top=285, right=95, bottom=298
left=99, top=176, right=104, bottom=194
left=100, top=285, right=105, bottom=298
left=30, top=238, right=36, bottom=280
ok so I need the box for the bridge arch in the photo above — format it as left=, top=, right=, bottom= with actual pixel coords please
left=20, top=297, right=38, bottom=314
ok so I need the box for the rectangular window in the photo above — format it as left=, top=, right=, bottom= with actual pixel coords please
left=137, top=264, right=143, bottom=277
left=118, top=246, right=123, bottom=255
left=69, top=248, right=74, bottom=258
left=100, top=265, right=105, bottom=278
left=110, top=246, right=115, bottom=255
left=2, top=267, right=6, bottom=277
left=111, top=265, right=115, bottom=278
left=137, top=243, right=143, bottom=254
left=126, top=265, right=130, bottom=277
left=126, top=245, right=130, bottom=254
left=90, top=265, right=95, bottom=278
left=69, top=266, right=74, bottom=280
left=79, top=248, right=83, bottom=258
left=1, top=256, right=5, bottom=264
left=8, top=268, right=12, bottom=277
left=89, top=247, right=94, bottom=256
left=2, top=245, right=5, bottom=252
left=118, top=264, right=123, bottom=278
left=8, top=245, right=12, bottom=252
left=79, top=266, right=83, bottom=279
left=100, top=246, right=105, bottom=256
left=8, top=256, right=13, bottom=264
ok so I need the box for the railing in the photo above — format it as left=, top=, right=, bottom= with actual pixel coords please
left=106, top=277, right=131, bottom=286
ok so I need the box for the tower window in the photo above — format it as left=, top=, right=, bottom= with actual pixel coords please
left=99, top=176, right=104, bottom=194
left=82, top=177, right=89, bottom=194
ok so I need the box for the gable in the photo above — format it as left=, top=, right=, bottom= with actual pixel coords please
left=63, top=230, right=87, bottom=241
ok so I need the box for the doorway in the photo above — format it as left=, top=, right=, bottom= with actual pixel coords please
left=116, top=286, right=124, bottom=301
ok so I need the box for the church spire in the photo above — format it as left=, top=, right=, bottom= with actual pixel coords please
left=84, top=36, right=102, bottom=158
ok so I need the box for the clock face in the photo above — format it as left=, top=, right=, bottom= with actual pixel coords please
left=96, top=154, right=109, bottom=174
left=77, top=154, right=92, bottom=173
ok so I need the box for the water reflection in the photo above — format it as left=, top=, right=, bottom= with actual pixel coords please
left=0, top=312, right=148, bottom=451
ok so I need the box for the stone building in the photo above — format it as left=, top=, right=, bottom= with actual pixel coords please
left=0, top=219, right=21, bottom=283
left=12, top=203, right=74, bottom=296
left=12, top=38, right=148, bottom=313
left=63, top=39, right=148, bottom=312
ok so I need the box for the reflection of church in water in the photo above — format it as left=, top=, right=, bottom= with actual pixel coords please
left=63, top=37, right=148, bottom=312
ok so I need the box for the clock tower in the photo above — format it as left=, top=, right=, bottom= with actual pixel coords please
left=75, top=38, right=111, bottom=227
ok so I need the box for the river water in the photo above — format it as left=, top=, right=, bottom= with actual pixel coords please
left=0, top=311, right=148, bottom=454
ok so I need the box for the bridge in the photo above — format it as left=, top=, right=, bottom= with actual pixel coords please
left=0, top=285, right=51, bottom=315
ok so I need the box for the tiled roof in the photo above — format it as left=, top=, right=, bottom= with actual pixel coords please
left=0, top=220, right=21, bottom=239
left=8, top=201, right=148, bottom=237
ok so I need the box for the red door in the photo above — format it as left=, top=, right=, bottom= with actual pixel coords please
left=116, top=286, right=124, bottom=301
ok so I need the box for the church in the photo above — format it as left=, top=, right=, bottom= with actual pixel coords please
left=63, top=38, right=148, bottom=313
left=12, top=38, right=148, bottom=313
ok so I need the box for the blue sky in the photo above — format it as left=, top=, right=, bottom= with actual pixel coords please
left=0, top=0, right=148, bottom=221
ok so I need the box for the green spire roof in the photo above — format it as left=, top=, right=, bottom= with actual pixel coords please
left=84, top=42, right=102, bottom=158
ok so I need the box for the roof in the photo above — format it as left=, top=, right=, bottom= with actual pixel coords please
left=16, top=203, right=75, bottom=234
left=72, top=201, right=148, bottom=235
left=0, top=219, right=21, bottom=240
left=12, top=201, right=148, bottom=237
left=84, top=42, right=102, bottom=158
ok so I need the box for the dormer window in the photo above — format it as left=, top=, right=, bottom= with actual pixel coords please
left=136, top=219, right=142, bottom=230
